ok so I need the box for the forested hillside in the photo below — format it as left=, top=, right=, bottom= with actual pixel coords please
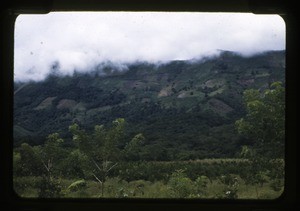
left=14, top=50, right=285, bottom=160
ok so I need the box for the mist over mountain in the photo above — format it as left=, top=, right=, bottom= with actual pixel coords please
left=15, top=13, right=285, bottom=82
left=14, top=50, right=285, bottom=160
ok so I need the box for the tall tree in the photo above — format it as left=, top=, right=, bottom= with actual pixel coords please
left=36, top=133, right=66, bottom=197
left=235, top=82, right=285, bottom=158
left=124, top=133, right=145, bottom=161
left=69, top=118, right=125, bottom=197
left=235, top=82, right=285, bottom=197
left=39, top=133, right=65, bottom=178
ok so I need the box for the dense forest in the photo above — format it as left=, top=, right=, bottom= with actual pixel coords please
left=13, top=50, right=285, bottom=198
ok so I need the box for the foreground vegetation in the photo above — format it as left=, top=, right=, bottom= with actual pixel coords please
left=14, top=160, right=283, bottom=199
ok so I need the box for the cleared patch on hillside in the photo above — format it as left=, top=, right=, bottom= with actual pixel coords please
left=177, top=90, right=200, bottom=99
left=122, top=80, right=149, bottom=91
left=237, top=78, right=255, bottom=86
left=57, top=99, right=77, bottom=110
left=87, top=105, right=112, bottom=116
left=158, top=87, right=172, bottom=97
left=34, top=97, right=57, bottom=110
left=208, top=87, right=225, bottom=97
left=71, top=102, right=86, bottom=112
left=177, top=92, right=188, bottom=98
left=202, top=78, right=225, bottom=88
left=208, top=98, right=233, bottom=114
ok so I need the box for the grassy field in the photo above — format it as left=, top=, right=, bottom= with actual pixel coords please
left=13, top=159, right=284, bottom=199
left=14, top=176, right=283, bottom=199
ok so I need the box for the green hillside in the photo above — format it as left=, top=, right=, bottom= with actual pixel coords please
left=13, top=50, right=285, bottom=160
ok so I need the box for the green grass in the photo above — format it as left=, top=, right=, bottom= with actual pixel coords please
left=13, top=158, right=284, bottom=199
left=14, top=176, right=283, bottom=199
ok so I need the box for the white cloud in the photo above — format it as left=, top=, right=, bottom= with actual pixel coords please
left=14, top=12, right=285, bottom=81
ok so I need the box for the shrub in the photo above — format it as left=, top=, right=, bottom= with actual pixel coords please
left=168, top=169, right=195, bottom=198
left=38, top=176, right=62, bottom=198
left=269, top=179, right=283, bottom=192
left=195, top=175, right=209, bottom=197
left=13, top=176, right=43, bottom=197
left=218, top=174, right=239, bottom=199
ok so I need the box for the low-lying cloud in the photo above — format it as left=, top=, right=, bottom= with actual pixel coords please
left=14, top=12, right=285, bottom=81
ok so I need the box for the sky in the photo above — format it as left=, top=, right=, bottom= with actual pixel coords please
left=14, top=12, right=285, bottom=81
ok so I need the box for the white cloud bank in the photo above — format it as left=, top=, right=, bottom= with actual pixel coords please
left=14, top=12, right=285, bottom=81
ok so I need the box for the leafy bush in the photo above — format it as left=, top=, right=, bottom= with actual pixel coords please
left=13, top=176, right=42, bottom=196
left=218, top=174, right=239, bottom=199
left=168, top=170, right=195, bottom=198
left=269, top=179, right=284, bottom=192
left=195, top=175, right=209, bottom=197
left=38, top=176, right=62, bottom=198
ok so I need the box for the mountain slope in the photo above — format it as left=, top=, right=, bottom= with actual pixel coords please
left=13, top=50, right=285, bottom=160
